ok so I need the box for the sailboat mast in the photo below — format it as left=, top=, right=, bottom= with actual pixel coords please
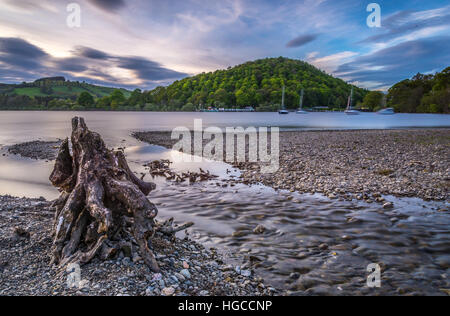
left=347, top=87, right=353, bottom=110
left=282, top=85, right=285, bottom=109
left=299, top=89, right=304, bottom=110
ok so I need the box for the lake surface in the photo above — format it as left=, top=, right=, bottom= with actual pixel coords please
left=0, top=111, right=449, bottom=295
left=0, top=111, right=449, bottom=146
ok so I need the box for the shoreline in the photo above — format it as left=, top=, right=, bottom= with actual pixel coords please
left=0, top=195, right=274, bottom=296
left=133, top=129, right=449, bottom=203
left=1, top=129, right=449, bottom=296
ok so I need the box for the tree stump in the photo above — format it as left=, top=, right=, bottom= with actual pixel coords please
left=49, top=117, right=168, bottom=271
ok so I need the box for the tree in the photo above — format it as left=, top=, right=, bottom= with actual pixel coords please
left=363, top=91, right=384, bottom=111
left=387, top=67, right=449, bottom=113
left=111, top=89, right=126, bottom=104
left=128, top=89, right=143, bottom=107
left=77, top=92, right=95, bottom=107
left=181, top=103, right=196, bottom=112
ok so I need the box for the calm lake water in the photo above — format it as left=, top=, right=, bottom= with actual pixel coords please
left=0, top=111, right=449, bottom=295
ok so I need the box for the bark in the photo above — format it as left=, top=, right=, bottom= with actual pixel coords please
left=49, top=117, right=188, bottom=272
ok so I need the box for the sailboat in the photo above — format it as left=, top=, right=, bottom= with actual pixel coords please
left=278, top=86, right=289, bottom=114
left=345, top=87, right=360, bottom=115
left=296, top=89, right=308, bottom=114
left=377, top=94, right=395, bottom=115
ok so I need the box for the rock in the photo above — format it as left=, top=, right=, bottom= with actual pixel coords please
left=13, top=227, right=30, bottom=239
left=240, top=270, right=252, bottom=277
left=180, top=269, right=191, bottom=279
left=383, top=202, right=394, bottom=209
left=175, top=273, right=186, bottom=282
left=199, top=290, right=209, bottom=296
left=253, top=225, right=266, bottom=234
left=318, top=243, right=329, bottom=251
left=182, top=261, right=190, bottom=269
left=162, top=287, right=175, bottom=296
left=289, top=272, right=300, bottom=280
left=232, top=231, right=247, bottom=238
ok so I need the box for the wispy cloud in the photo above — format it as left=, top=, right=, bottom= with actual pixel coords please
left=0, top=38, right=187, bottom=89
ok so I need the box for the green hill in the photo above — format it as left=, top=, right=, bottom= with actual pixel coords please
left=0, top=77, right=130, bottom=99
left=149, top=57, right=368, bottom=111
left=387, top=67, right=449, bottom=113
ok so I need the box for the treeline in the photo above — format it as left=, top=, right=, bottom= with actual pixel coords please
left=387, top=67, right=449, bottom=113
left=0, top=57, right=368, bottom=112
left=148, top=57, right=367, bottom=111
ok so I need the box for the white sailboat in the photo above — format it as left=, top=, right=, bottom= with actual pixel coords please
left=279, top=85, right=289, bottom=114
left=345, top=87, right=360, bottom=115
left=296, top=89, right=308, bottom=114
left=377, top=94, right=395, bottom=115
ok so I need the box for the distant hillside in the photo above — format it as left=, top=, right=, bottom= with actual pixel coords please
left=0, top=77, right=131, bottom=100
left=387, top=67, right=449, bottom=113
left=150, top=57, right=368, bottom=110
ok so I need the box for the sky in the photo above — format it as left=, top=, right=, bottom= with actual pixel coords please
left=0, top=0, right=449, bottom=91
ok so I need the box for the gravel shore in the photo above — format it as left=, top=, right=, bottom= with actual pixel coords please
left=133, top=129, right=450, bottom=202
left=7, top=140, right=62, bottom=161
left=0, top=195, right=273, bottom=296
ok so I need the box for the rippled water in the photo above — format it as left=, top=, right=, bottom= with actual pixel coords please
left=0, top=111, right=449, bottom=295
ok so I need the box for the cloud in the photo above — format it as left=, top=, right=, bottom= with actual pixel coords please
left=116, top=56, right=188, bottom=81
left=0, top=37, right=49, bottom=70
left=361, top=6, right=450, bottom=43
left=0, top=37, right=187, bottom=89
left=88, top=0, right=126, bottom=12
left=74, top=46, right=111, bottom=60
left=336, top=36, right=450, bottom=88
left=286, top=34, right=319, bottom=48
left=306, top=51, right=359, bottom=73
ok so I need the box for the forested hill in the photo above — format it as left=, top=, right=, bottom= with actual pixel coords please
left=153, top=57, right=367, bottom=111
left=387, top=67, right=449, bottom=113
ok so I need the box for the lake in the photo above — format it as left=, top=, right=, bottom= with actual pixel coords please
left=0, top=111, right=449, bottom=294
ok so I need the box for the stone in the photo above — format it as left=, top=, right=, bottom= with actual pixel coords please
left=180, top=269, right=191, bottom=279
left=318, top=243, right=329, bottom=251
left=162, top=287, right=175, bottom=296
left=253, top=225, right=266, bottom=234
left=383, top=202, right=394, bottom=209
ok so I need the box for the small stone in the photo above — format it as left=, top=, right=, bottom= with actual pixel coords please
left=289, top=272, right=300, bottom=280
left=253, top=225, right=266, bottom=234
left=318, top=243, right=329, bottom=251
left=240, top=270, right=252, bottom=277
left=145, top=287, right=154, bottom=296
left=162, top=287, right=175, bottom=296
left=232, top=231, right=247, bottom=238
left=182, top=261, right=190, bottom=269
left=199, top=290, right=209, bottom=296
left=180, top=269, right=191, bottom=279
left=383, top=202, right=394, bottom=209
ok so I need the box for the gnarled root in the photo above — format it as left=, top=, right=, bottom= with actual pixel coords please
left=49, top=117, right=161, bottom=271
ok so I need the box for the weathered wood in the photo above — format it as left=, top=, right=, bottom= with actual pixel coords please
left=49, top=117, right=163, bottom=271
